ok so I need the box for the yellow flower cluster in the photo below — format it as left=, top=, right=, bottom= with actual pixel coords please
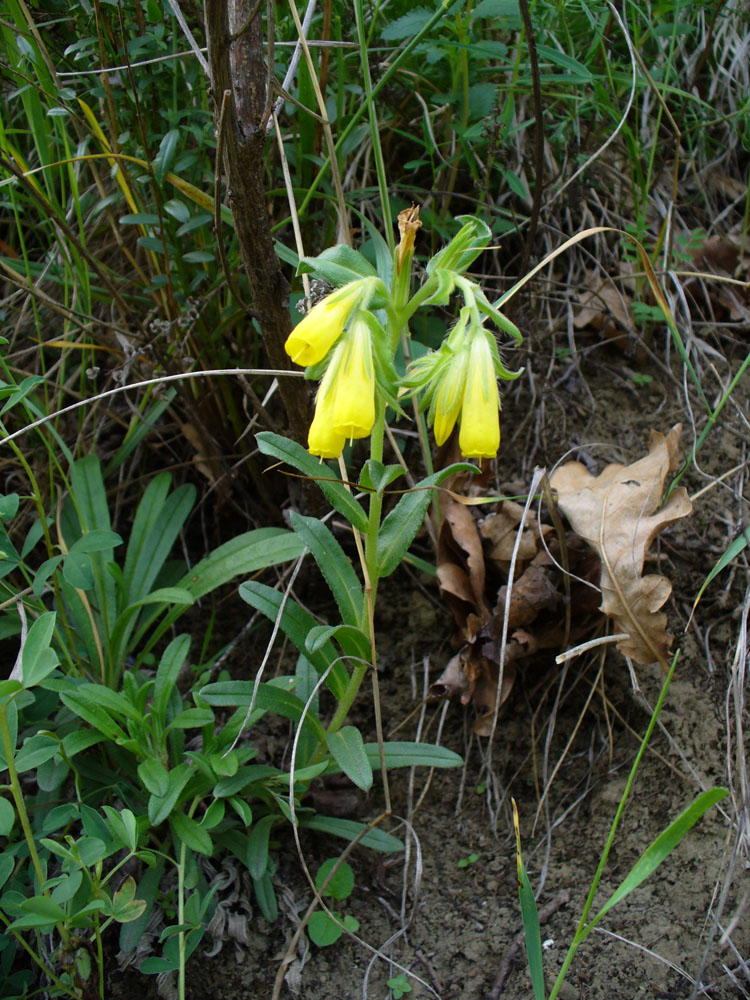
left=285, top=283, right=376, bottom=459
left=285, top=276, right=505, bottom=461
left=307, top=318, right=375, bottom=458
left=429, top=333, right=500, bottom=458
left=407, top=314, right=501, bottom=460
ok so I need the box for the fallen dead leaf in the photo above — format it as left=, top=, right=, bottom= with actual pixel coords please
left=549, top=424, right=693, bottom=665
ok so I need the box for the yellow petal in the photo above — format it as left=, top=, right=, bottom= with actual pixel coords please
left=330, top=320, right=375, bottom=439
left=458, top=337, right=500, bottom=458
left=308, top=387, right=346, bottom=458
left=306, top=344, right=346, bottom=458
left=432, top=351, right=467, bottom=446
left=308, top=408, right=347, bottom=458
left=284, top=285, right=361, bottom=367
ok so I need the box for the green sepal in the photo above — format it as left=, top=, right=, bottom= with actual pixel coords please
left=418, top=267, right=457, bottom=307
left=475, top=288, right=524, bottom=346
left=426, top=215, right=492, bottom=276
left=297, top=245, right=378, bottom=286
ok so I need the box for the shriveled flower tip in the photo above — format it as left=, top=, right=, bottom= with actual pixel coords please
left=458, top=335, right=500, bottom=459
left=285, top=283, right=362, bottom=367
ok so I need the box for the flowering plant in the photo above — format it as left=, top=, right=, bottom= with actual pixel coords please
left=284, top=211, right=522, bottom=461
left=243, top=210, right=522, bottom=819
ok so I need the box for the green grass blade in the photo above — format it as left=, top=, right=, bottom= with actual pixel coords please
left=690, top=527, right=750, bottom=620
left=589, top=786, right=728, bottom=929
left=513, top=800, right=546, bottom=1000
left=122, top=477, right=195, bottom=607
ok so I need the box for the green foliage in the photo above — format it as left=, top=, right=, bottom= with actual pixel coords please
left=388, top=972, right=413, bottom=998
left=0, top=2, right=741, bottom=997
left=0, top=456, right=303, bottom=687
left=307, top=859, right=359, bottom=947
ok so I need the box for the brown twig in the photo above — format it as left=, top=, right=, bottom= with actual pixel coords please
left=518, top=0, right=544, bottom=278
left=204, top=0, right=312, bottom=443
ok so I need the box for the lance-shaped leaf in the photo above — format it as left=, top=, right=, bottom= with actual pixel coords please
left=239, top=581, right=349, bottom=699
left=376, top=463, right=478, bottom=578
left=326, top=726, right=372, bottom=791
left=324, top=741, right=462, bottom=773
left=297, top=245, right=378, bottom=285
left=256, top=432, right=368, bottom=533
left=290, top=512, right=364, bottom=627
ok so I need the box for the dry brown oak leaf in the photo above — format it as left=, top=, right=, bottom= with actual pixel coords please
left=549, top=425, right=693, bottom=665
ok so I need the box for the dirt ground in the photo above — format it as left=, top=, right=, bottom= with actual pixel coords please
left=111, top=327, right=749, bottom=1000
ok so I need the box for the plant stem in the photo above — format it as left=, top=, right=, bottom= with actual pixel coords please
left=325, top=401, right=387, bottom=738
left=178, top=840, right=186, bottom=1000
left=0, top=700, right=71, bottom=950
left=0, top=910, right=73, bottom=995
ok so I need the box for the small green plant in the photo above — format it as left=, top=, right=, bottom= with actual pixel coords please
left=387, top=972, right=413, bottom=998
left=0, top=454, right=303, bottom=688
left=457, top=852, right=480, bottom=868
left=0, top=451, right=464, bottom=998
left=307, top=858, right=359, bottom=947
left=513, top=653, right=728, bottom=1000
left=0, top=614, right=152, bottom=998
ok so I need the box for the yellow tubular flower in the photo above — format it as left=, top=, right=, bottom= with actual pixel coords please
left=458, top=333, right=500, bottom=458
left=432, top=349, right=468, bottom=446
left=307, top=343, right=347, bottom=458
left=330, top=318, right=376, bottom=440
left=308, top=406, right=347, bottom=458
left=285, top=283, right=363, bottom=367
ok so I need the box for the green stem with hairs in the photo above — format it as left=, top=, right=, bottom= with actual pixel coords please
left=0, top=699, right=71, bottom=949
left=324, top=400, right=387, bottom=738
